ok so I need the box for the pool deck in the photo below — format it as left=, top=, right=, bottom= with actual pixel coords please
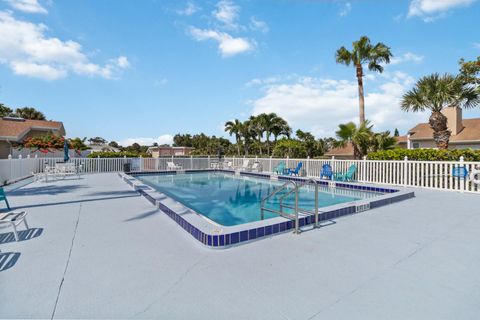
left=1, top=173, right=479, bottom=319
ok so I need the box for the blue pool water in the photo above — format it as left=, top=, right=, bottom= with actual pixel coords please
left=135, top=172, right=380, bottom=226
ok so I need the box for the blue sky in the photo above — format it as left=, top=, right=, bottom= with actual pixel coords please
left=0, top=0, right=479, bottom=146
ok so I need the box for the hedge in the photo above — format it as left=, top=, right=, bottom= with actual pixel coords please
left=367, top=148, right=480, bottom=161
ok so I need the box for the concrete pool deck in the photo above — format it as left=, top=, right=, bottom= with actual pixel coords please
left=1, top=173, right=479, bottom=319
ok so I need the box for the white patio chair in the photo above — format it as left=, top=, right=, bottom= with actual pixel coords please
left=167, top=161, right=182, bottom=170
left=237, top=159, right=252, bottom=172
left=0, top=211, right=29, bottom=242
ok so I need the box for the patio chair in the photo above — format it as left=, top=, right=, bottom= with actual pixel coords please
left=287, top=162, right=303, bottom=176
left=0, top=187, right=11, bottom=210
left=452, top=166, right=468, bottom=179
left=273, top=161, right=286, bottom=175
left=238, top=159, right=252, bottom=171
left=0, top=211, right=28, bottom=242
left=334, top=164, right=357, bottom=182
left=251, top=162, right=263, bottom=173
left=320, top=164, right=333, bottom=180
left=166, top=161, right=182, bottom=171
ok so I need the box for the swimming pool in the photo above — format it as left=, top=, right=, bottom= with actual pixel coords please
left=135, top=172, right=381, bottom=226
left=124, top=170, right=414, bottom=248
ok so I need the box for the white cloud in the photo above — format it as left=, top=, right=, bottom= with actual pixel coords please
left=408, top=0, right=476, bottom=21
left=120, top=135, right=174, bottom=147
left=390, top=52, right=424, bottom=65
left=0, top=11, right=129, bottom=80
left=250, top=73, right=426, bottom=137
left=250, top=17, right=269, bottom=33
left=188, top=27, right=254, bottom=57
left=177, top=1, right=198, bottom=16
left=4, top=0, right=47, bottom=14
left=213, top=0, right=239, bottom=29
left=339, top=2, right=352, bottom=17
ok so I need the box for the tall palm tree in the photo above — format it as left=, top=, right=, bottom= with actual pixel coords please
left=248, top=115, right=265, bottom=156
left=335, top=121, right=373, bottom=159
left=15, top=107, right=46, bottom=120
left=259, top=113, right=279, bottom=156
left=240, top=120, right=254, bottom=156
left=224, top=119, right=243, bottom=156
left=335, top=36, right=393, bottom=125
left=401, top=73, right=480, bottom=149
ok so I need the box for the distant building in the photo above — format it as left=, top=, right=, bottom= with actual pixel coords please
left=0, top=117, right=65, bottom=159
left=87, top=144, right=121, bottom=153
left=147, top=146, right=194, bottom=157
left=324, top=143, right=356, bottom=159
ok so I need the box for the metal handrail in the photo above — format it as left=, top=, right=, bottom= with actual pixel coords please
left=260, top=178, right=320, bottom=234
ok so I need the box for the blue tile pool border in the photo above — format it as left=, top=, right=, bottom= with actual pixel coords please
left=120, top=170, right=415, bottom=248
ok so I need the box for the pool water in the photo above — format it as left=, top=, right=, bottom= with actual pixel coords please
left=135, top=172, right=380, bottom=226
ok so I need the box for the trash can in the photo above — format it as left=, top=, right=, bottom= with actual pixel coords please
left=123, top=163, right=131, bottom=173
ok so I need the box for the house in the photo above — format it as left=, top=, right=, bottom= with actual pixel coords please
left=87, top=144, right=121, bottom=153
left=324, top=143, right=356, bottom=159
left=402, top=106, right=480, bottom=149
left=147, top=146, right=194, bottom=157
left=0, top=117, right=65, bottom=158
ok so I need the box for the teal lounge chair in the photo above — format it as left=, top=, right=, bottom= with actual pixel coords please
left=273, top=161, right=286, bottom=175
left=0, top=187, right=10, bottom=211
left=334, top=164, right=357, bottom=182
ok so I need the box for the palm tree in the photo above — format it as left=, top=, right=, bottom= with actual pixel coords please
left=401, top=73, right=480, bottom=149
left=335, top=36, right=393, bottom=125
left=248, top=115, right=265, bottom=156
left=225, top=119, right=243, bottom=156
left=14, top=107, right=46, bottom=120
left=271, top=117, right=291, bottom=143
left=335, top=121, right=373, bottom=159
left=371, top=131, right=397, bottom=152
left=259, top=113, right=279, bottom=156
left=239, top=120, right=254, bottom=156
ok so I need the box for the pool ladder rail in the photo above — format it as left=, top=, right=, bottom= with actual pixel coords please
left=260, top=178, right=319, bottom=234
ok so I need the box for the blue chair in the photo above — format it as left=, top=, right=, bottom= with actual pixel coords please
left=452, top=167, right=468, bottom=179
left=273, top=161, right=287, bottom=175
left=334, top=164, right=357, bottom=182
left=0, top=187, right=11, bottom=211
left=320, top=164, right=333, bottom=180
left=288, top=162, right=303, bottom=176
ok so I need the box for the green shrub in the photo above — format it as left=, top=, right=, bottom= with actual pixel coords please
left=87, top=151, right=148, bottom=158
left=367, top=148, right=480, bottom=161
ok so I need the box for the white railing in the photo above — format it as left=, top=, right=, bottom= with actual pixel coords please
left=1, top=155, right=479, bottom=194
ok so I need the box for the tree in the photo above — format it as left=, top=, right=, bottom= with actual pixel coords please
left=225, top=119, right=243, bottom=156
left=14, top=107, right=46, bottom=120
left=88, top=137, right=107, bottom=145
left=239, top=121, right=254, bottom=156
left=296, top=129, right=317, bottom=157
left=108, top=141, right=120, bottom=148
left=401, top=73, right=480, bottom=149
left=248, top=115, right=265, bottom=156
left=69, top=137, right=89, bottom=155
left=394, top=128, right=400, bottom=136
left=257, top=113, right=281, bottom=156
left=173, top=134, right=193, bottom=147
left=459, top=56, right=480, bottom=85
left=371, top=131, right=397, bottom=152
left=335, top=36, right=393, bottom=125
left=0, top=103, right=13, bottom=117
left=335, top=121, right=373, bottom=159
left=271, top=117, right=291, bottom=143
left=273, top=139, right=307, bottom=158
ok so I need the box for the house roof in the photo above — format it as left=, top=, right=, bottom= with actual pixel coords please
left=325, top=143, right=354, bottom=156
left=0, top=118, right=65, bottom=141
left=396, top=135, right=408, bottom=144
left=409, top=118, right=480, bottom=143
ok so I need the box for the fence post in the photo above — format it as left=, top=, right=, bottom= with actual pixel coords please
left=208, top=155, right=211, bottom=169
left=306, top=156, right=310, bottom=177
left=459, top=156, right=465, bottom=192
left=286, top=156, right=289, bottom=168
left=140, top=155, right=143, bottom=172
left=190, top=155, right=193, bottom=170
left=331, top=156, right=335, bottom=174
left=362, top=156, right=366, bottom=182
left=8, top=154, right=12, bottom=183
left=97, top=156, right=100, bottom=173
left=269, top=156, right=272, bottom=173
left=403, top=156, right=408, bottom=187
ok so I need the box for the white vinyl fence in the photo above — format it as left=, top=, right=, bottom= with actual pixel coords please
left=1, top=155, right=479, bottom=194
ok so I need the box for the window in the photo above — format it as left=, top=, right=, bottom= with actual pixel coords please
left=412, top=142, right=420, bottom=149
